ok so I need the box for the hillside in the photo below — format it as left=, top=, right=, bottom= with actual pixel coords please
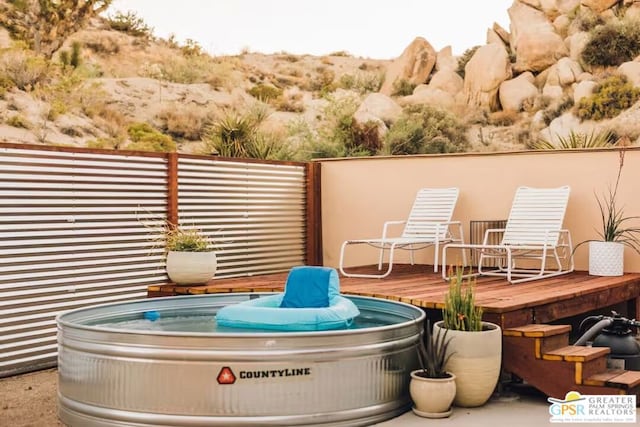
left=2, top=0, right=640, bottom=159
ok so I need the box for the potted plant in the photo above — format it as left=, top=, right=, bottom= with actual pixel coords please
left=165, top=226, right=218, bottom=285
left=410, top=319, right=456, bottom=418
left=580, top=148, right=640, bottom=276
left=434, top=266, right=502, bottom=407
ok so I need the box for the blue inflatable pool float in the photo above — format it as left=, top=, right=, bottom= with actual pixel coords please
left=216, top=266, right=360, bottom=331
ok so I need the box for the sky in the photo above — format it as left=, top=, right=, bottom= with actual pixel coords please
left=110, top=0, right=513, bottom=59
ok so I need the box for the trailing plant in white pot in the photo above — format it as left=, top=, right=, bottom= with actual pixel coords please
left=164, top=226, right=218, bottom=285
left=577, top=148, right=640, bottom=276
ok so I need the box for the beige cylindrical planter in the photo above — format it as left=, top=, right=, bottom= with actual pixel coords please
left=434, top=321, right=501, bottom=407
left=589, top=241, right=624, bottom=276
left=166, top=251, right=217, bottom=285
left=409, top=370, right=456, bottom=418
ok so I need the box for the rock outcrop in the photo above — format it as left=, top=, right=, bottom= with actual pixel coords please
left=464, top=43, right=512, bottom=111
left=380, top=37, right=437, bottom=95
left=499, top=72, right=539, bottom=112
left=509, top=1, right=569, bottom=72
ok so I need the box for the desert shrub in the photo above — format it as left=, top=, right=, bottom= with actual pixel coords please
left=160, top=56, right=210, bottom=84
left=67, top=42, right=82, bottom=68
left=33, top=71, right=88, bottom=120
left=160, top=56, right=237, bottom=88
left=391, top=79, right=416, bottom=96
left=248, top=84, right=282, bottom=102
left=581, top=22, right=640, bottom=67
left=107, top=11, right=153, bottom=38
left=276, top=92, right=305, bottom=112
left=456, top=46, right=480, bottom=78
left=5, top=113, right=32, bottom=129
left=321, top=96, right=371, bottom=155
left=126, top=122, right=176, bottom=152
left=157, top=105, right=213, bottom=140
left=305, top=67, right=336, bottom=95
left=575, top=9, right=605, bottom=32
left=297, top=95, right=374, bottom=159
left=329, top=50, right=351, bottom=57
left=385, top=105, right=468, bottom=155
left=278, top=53, right=300, bottom=63
left=338, top=71, right=384, bottom=94
left=576, top=75, right=640, bottom=121
left=487, top=110, right=519, bottom=126
left=351, top=121, right=382, bottom=153
left=84, top=33, right=121, bottom=55
left=542, top=96, right=575, bottom=125
left=87, top=137, right=125, bottom=150
left=71, top=43, right=82, bottom=68
left=0, top=48, right=51, bottom=91
left=181, top=39, right=203, bottom=56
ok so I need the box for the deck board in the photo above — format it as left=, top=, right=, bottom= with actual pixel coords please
left=148, top=264, right=640, bottom=329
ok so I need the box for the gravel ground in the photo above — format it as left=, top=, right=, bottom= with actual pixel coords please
left=0, top=368, right=65, bottom=427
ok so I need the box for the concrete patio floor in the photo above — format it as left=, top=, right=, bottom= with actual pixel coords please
left=375, top=392, right=551, bottom=426
left=375, top=384, right=636, bottom=427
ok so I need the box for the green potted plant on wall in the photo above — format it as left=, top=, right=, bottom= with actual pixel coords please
left=410, top=319, right=456, bottom=418
left=434, top=266, right=502, bottom=407
left=165, top=226, right=218, bottom=285
left=580, top=148, right=640, bottom=276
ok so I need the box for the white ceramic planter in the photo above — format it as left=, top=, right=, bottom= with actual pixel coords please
left=589, top=241, right=624, bottom=276
left=166, top=251, right=217, bottom=285
left=409, top=370, right=456, bottom=418
left=434, top=321, right=502, bottom=407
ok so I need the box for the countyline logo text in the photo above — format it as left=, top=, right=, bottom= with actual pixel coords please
left=239, top=367, right=311, bottom=379
left=216, top=366, right=313, bottom=385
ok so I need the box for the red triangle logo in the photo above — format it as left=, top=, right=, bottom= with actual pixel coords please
left=217, top=366, right=236, bottom=385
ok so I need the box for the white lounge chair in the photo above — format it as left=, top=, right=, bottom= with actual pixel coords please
left=339, top=187, right=465, bottom=278
left=442, top=186, right=574, bottom=284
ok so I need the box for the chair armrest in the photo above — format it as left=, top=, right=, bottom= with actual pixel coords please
left=381, top=220, right=406, bottom=239
left=482, top=228, right=506, bottom=245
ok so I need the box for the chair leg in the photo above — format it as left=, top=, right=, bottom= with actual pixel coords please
left=433, top=241, right=439, bottom=273
left=458, top=224, right=468, bottom=266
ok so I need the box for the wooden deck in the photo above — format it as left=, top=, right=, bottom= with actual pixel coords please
left=148, top=264, right=640, bottom=329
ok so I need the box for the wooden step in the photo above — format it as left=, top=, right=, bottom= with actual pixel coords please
left=542, top=345, right=610, bottom=362
left=504, top=324, right=571, bottom=338
left=504, top=324, right=571, bottom=358
left=585, top=369, right=640, bottom=390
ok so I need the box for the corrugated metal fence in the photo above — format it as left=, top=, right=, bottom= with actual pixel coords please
left=0, top=144, right=313, bottom=377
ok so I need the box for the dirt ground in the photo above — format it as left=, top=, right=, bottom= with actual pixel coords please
left=0, top=368, right=65, bottom=427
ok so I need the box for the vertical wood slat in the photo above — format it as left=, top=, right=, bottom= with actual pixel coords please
left=306, top=161, right=322, bottom=266
left=166, top=152, right=179, bottom=227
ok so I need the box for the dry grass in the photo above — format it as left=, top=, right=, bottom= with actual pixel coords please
left=157, top=104, right=216, bottom=140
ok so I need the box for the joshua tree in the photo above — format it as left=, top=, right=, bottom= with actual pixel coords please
left=0, top=0, right=113, bottom=57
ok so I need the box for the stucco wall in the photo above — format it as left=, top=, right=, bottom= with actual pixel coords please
left=319, top=148, right=640, bottom=272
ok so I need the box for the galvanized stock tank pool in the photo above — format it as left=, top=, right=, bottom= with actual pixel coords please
left=57, top=293, right=424, bottom=427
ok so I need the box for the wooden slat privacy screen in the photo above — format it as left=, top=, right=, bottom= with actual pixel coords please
left=0, top=144, right=312, bottom=377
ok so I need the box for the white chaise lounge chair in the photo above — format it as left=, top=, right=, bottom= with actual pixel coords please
left=442, top=186, right=574, bottom=284
left=339, top=187, right=465, bottom=278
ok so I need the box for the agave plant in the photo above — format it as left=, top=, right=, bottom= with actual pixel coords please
left=415, top=319, right=454, bottom=379
left=532, top=129, right=617, bottom=150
